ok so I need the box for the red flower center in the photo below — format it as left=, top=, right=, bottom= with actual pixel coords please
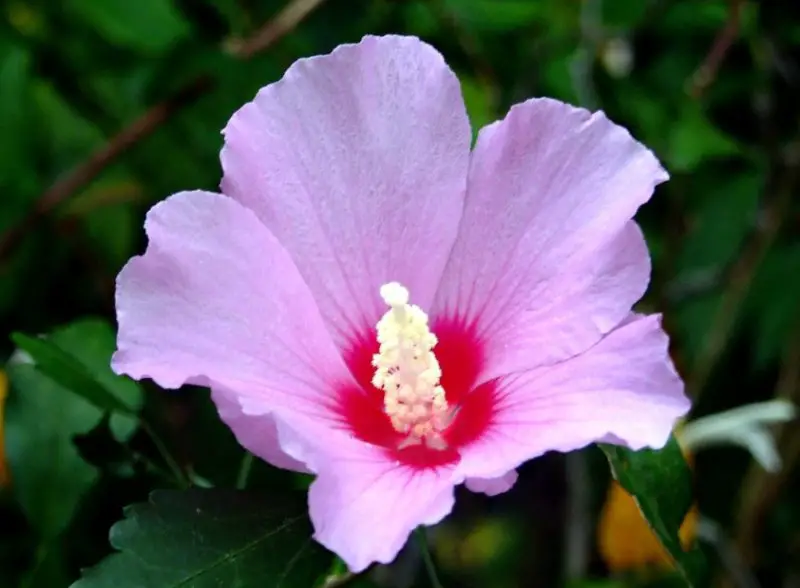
left=337, top=316, right=496, bottom=469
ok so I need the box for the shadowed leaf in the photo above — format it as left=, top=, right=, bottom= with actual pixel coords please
left=600, top=435, right=706, bottom=586
left=71, top=489, right=333, bottom=588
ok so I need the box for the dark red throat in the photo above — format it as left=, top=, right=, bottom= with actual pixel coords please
left=337, top=316, right=496, bottom=470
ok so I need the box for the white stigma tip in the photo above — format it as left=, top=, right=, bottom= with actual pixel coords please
left=380, top=282, right=409, bottom=307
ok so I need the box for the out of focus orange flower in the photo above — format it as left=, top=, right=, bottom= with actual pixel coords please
left=597, top=431, right=697, bottom=572
left=597, top=476, right=698, bottom=571
left=0, top=370, right=8, bottom=487
left=598, top=400, right=797, bottom=572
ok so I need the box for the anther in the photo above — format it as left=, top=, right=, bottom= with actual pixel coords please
left=372, top=282, right=452, bottom=451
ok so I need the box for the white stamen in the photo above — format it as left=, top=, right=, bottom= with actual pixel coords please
left=373, top=282, right=453, bottom=451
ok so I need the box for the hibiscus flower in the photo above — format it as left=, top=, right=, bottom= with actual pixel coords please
left=112, top=35, right=690, bottom=572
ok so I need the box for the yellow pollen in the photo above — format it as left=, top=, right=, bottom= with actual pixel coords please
left=372, top=283, right=452, bottom=451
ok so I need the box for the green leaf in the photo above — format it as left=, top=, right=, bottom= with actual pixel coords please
left=666, top=105, right=740, bottom=172
left=5, top=320, right=144, bottom=538
left=600, top=436, right=705, bottom=586
left=673, top=293, right=722, bottom=360
left=66, top=0, right=190, bottom=55
left=660, top=1, right=758, bottom=37
left=50, top=319, right=143, bottom=439
left=0, top=41, right=32, bottom=198
left=403, top=1, right=438, bottom=36
left=82, top=199, right=139, bottom=272
left=676, top=170, right=762, bottom=273
left=745, top=244, right=800, bottom=367
left=601, top=0, right=649, bottom=29
left=460, top=75, right=495, bottom=143
left=32, top=81, right=104, bottom=170
left=668, top=167, right=764, bottom=360
left=20, top=544, right=72, bottom=588
left=13, top=326, right=136, bottom=418
left=4, top=362, right=101, bottom=539
left=444, top=0, right=545, bottom=32
left=71, top=489, right=333, bottom=588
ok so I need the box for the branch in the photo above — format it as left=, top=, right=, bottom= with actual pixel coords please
left=225, top=0, right=325, bottom=59
left=0, top=76, right=212, bottom=263
left=688, top=0, right=745, bottom=98
left=0, top=0, right=326, bottom=262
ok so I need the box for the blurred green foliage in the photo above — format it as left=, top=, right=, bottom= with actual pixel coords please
left=1, top=0, right=799, bottom=587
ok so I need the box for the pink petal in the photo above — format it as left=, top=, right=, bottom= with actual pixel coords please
left=457, top=314, right=690, bottom=480
left=433, top=98, right=666, bottom=381
left=221, top=35, right=471, bottom=347
left=465, top=469, right=518, bottom=496
left=267, top=412, right=458, bottom=571
left=307, top=444, right=457, bottom=572
left=113, top=191, right=357, bottom=436
left=211, top=387, right=308, bottom=473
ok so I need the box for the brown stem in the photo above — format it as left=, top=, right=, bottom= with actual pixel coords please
left=225, top=0, right=325, bottom=59
left=0, top=0, right=327, bottom=263
left=689, top=0, right=745, bottom=98
left=0, top=76, right=212, bottom=264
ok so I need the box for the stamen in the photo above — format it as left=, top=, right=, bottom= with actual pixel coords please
left=372, top=282, right=452, bottom=451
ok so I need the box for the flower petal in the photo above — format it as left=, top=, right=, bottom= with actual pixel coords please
left=457, top=314, right=690, bottom=479
left=221, top=35, right=472, bottom=346
left=267, top=414, right=457, bottom=571
left=434, top=98, right=665, bottom=380
left=307, top=446, right=457, bottom=572
left=211, top=387, right=308, bottom=473
left=113, top=191, right=357, bottom=432
left=465, top=470, right=518, bottom=496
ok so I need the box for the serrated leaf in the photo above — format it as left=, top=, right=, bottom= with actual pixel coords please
left=600, top=436, right=705, bottom=586
left=72, top=489, right=333, bottom=588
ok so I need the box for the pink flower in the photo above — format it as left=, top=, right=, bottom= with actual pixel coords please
left=113, top=35, right=690, bottom=572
